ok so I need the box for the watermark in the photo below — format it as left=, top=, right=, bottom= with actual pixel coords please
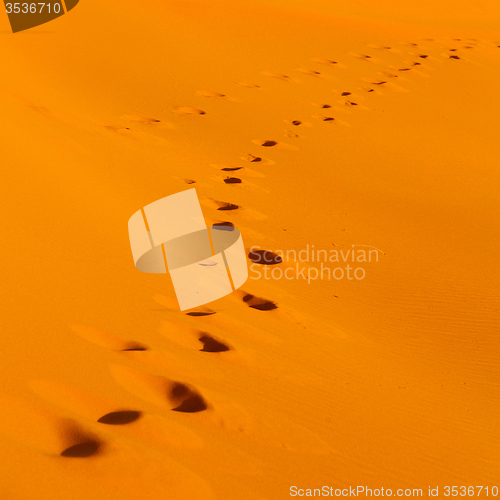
left=249, top=244, right=383, bottom=283
left=3, top=0, right=79, bottom=33
left=289, top=485, right=498, bottom=497
left=128, top=188, right=248, bottom=311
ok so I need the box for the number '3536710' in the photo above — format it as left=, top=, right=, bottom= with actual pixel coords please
left=3, top=1, right=79, bottom=33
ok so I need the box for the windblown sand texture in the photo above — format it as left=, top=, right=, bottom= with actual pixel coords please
left=0, top=1, right=499, bottom=498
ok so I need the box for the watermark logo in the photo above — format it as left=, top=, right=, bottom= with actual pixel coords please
left=128, top=188, right=248, bottom=311
left=248, top=244, right=383, bottom=283
left=3, top=1, right=79, bottom=33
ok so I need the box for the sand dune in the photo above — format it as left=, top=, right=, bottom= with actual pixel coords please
left=0, top=0, right=499, bottom=498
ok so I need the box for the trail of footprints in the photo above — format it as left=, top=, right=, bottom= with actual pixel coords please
left=5, top=286, right=278, bottom=459
left=10, top=37, right=497, bottom=461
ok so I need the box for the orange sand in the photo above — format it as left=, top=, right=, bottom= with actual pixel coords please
left=0, top=1, right=499, bottom=498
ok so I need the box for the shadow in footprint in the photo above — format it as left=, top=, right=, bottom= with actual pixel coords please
left=224, top=177, right=242, bottom=184
left=221, top=167, right=242, bottom=172
left=170, top=383, right=208, bottom=413
left=248, top=249, right=282, bottom=265
left=121, top=343, right=148, bottom=352
left=98, top=411, right=142, bottom=425
left=243, top=294, right=278, bottom=311
left=212, top=222, right=234, bottom=232
left=217, top=203, right=239, bottom=211
left=199, top=334, right=230, bottom=353
left=61, top=440, right=101, bottom=458
left=187, top=311, right=216, bottom=317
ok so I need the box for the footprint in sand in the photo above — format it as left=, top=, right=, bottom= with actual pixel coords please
left=248, top=249, right=282, bottom=265
left=110, top=364, right=209, bottom=413
left=213, top=175, right=269, bottom=193
left=156, top=320, right=232, bottom=353
left=70, top=324, right=149, bottom=352
left=262, top=71, right=300, bottom=83
left=237, top=291, right=278, bottom=311
left=311, top=57, right=337, bottom=65
left=236, top=81, right=261, bottom=89
left=217, top=202, right=240, bottom=211
left=294, top=68, right=333, bottom=80
left=30, top=380, right=204, bottom=449
left=286, top=119, right=312, bottom=128
left=0, top=395, right=103, bottom=458
left=252, top=139, right=298, bottom=150
left=212, top=221, right=234, bottom=228
left=172, top=106, right=206, bottom=115
left=312, top=114, right=350, bottom=126
left=98, top=411, right=142, bottom=425
left=240, top=153, right=275, bottom=165
left=210, top=164, right=265, bottom=178
left=122, top=114, right=175, bottom=129
left=200, top=198, right=268, bottom=221
left=360, top=77, right=409, bottom=93
left=196, top=90, right=237, bottom=101
left=349, top=53, right=378, bottom=62
left=186, top=307, right=217, bottom=317
left=390, top=64, right=430, bottom=77
left=367, top=44, right=401, bottom=54
left=199, top=335, right=231, bottom=352
left=223, top=177, right=242, bottom=184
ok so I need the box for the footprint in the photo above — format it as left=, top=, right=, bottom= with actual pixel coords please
left=212, top=221, right=234, bottom=229
left=97, top=411, right=142, bottom=425
left=157, top=321, right=231, bottom=354
left=311, top=57, right=337, bottom=65
left=199, top=334, right=231, bottom=353
left=102, top=124, right=167, bottom=146
left=236, top=82, right=261, bottom=88
left=367, top=44, right=401, bottom=53
left=284, top=130, right=300, bottom=138
left=61, top=438, right=101, bottom=458
left=312, top=102, right=336, bottom=110
left=240, top=154, right=275, bottom=165
left=223, top=177, right=242, bottom=184
left=252, top=139, right=298, bottom=151
left=217, top=202, right=240, bottom=211
left=377, top=71, right=400, bottom=79
left=260, top=140, right=277, bottom=147
left=349, top=53, right=378, bottom=62
left=186, top=306, right=217, bottom=317
left=110, top=365, right=208, bottom=413
left=262, top=71, right=299, bottom=83
left=70, top=324, right=149, bottom=352
left=200, top=198, right=268, bottom=221
left=30, top=380, right=142, bottom=424
left=360, top=78, right=409, bottom=92
left=241, top=293, right=278, bottom=311
left=0, top=395, right=103, bottom=457
left=312, top=115, right=350, bottom=126
left=210, top=165, right=265, bottom=178
left=214, top=176, right=269, bottom=193
left=286, top=119, right=312, bottom=127
left=122, top=114, right=175, bottom=129
left=294, top=68, right=332, bottom=80
left=334, top=90, right=364, bottom=100
left=248, top=249, right=283, bottom=265
left=172, top=106, right=206, bottom=115
left=340, top=100, right=369, bottom=110
left=196, top=90, right=235, bottom=101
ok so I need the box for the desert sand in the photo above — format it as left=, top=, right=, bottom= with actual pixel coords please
left=0, top=1, right=499, bottom=498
